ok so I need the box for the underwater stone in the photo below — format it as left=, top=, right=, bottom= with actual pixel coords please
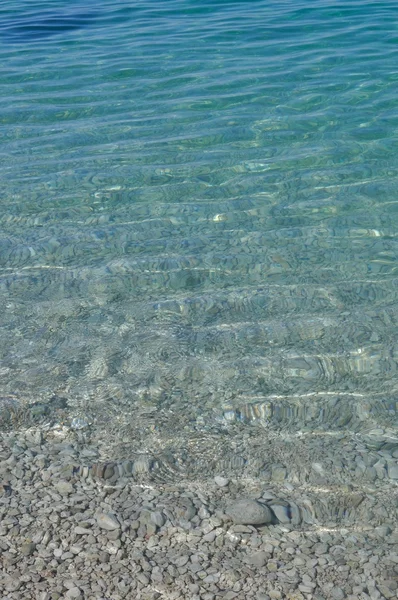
left=387, top=463, right=398, bottom=479
left=271, top=466, right=287, bottom=482
left=102, top=464, right=115, bottom=480
left=270, top=504, right=291, bottom=524
left=151, top=511, right=165, bottom=527
left=132, top=456, right=153, bottom=474
left=289, top=501, right=302, bottom=525
left=120, top=460, right=133, bottom=476
left=226, top=499, right=272, bottom=525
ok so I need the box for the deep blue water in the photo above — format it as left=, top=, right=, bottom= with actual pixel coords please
left=1, top=0, right=398, bottom=462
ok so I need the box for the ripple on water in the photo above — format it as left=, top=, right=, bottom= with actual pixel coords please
left=1, top=1, right=398, bottom=520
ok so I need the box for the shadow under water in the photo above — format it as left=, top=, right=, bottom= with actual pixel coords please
left=0, top=8, right=98, bottom=42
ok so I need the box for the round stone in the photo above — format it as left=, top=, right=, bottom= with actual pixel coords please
left=214, top=476, right=230, bottom=487
left=225, top=499, right=272, bottom=525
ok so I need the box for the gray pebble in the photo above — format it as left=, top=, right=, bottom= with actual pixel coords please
left=203, top=530, right=217, bottom=543
left=55, top=480, right=74, bottom=495
left=176, top=499, right=197, bottom=521
left=103, top=464, right=115, bottom=480
left=137, top=573, right=150, bottom=586
left=106, top=529, right=121, bottom=540
left=270, top=504, right=290, bottom=524
left=214, top=476, right=230, bottom=487
left=249, top=551, right=269, bottom=568
left=383, top=580, right=398, bottom=591
left=331, top=587, right=345, bottom=600
left=151, top=511, right=165, bottom=527
left=174, top=555, right=189, bottom=567
left=230, top=524, right=253, bottom=533
left=289, top=501, right=302, bottom=525
left=313, top=543, right=329, bottom=555
left=65, top=588, right=82, bottom=599
left=198, top=505, right=210, bottom=519
left=99, top=551, right=110, bottom=563
left=271, top=466, right=287, bottom=481
left=299, top=585, right=314, bottom=594
left=20, top=542, right=36, bottom=556
left=74, top=526, right=91, bottom=535
left=226, top=499, right=272, bottom=525
left=374, top=525, right=391, bottom=537
left=146, top=522, right=157, bottom=536
left=189, top=584, right=200, bottom=594
left=96, top=512, right=120, bottom=531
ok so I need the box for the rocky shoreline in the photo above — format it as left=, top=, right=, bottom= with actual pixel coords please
left=1, top=422, right=398, bottom=600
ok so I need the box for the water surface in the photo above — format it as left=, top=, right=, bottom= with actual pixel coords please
left=1, top=0, right=398, bottom=484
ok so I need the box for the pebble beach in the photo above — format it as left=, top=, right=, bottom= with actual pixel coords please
left=1, top=410, right=397, bottom=600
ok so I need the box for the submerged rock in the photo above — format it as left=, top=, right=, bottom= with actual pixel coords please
left=270, top=504, right=291, bottom=524
left=226, top=499, right=272, bottom=525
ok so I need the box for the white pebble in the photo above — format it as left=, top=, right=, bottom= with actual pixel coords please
left=214, top=476, right=230, bottom=487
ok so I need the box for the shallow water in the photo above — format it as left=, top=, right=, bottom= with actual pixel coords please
left=1, top=1, right=398, bottom=488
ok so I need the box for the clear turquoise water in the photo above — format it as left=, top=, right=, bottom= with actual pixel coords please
left=1, top=1, right=398, bottom=451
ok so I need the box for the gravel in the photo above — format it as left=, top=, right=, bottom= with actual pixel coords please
left=0, top=425, right=397, bottom=600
